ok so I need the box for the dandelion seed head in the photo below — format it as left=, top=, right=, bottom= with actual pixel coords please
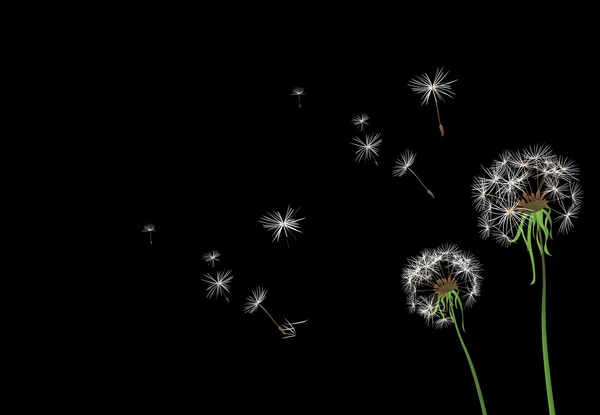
left=202, top=250, right=221, bottom=267
left=350, top=133, right=382, bottom=163
left=472, top=145, right=581, bottom=245
left=351, top=113, right=370, bottom=131
left=202, top=269, right=234, bottom=300
left=477, top=216, right=491, bottom=239
left=259, top=205, right=305, bottom=244
left=402, top=245, right=483, bottom=328
left=392, top=150, right=416, bottom=178
left=291, top=87, right=304, bottom=96
left=434, top=315, right=453, bottom=329
left=142, top=223, right=155, bottom=232
left=243, top=286, right=267, bottom=314
left=408, top=67, right=458, bottom=106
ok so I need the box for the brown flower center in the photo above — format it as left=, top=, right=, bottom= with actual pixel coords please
left=517, top=189, right=549, bottom=213
left=433, top=276, right=458, bottom=298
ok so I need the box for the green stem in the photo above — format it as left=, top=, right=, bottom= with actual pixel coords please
left=540, top=246, right=556, bottom=414
left=453, top=317, right=487, bottom=415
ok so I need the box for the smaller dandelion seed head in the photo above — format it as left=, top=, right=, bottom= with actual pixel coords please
left=553, top=155, right=580, bottom=178
left=477, top=216, right=491, bottom=239
left=492, top=230, right=513, bottom=247
left=243, top=286, right=268, bottom=314
left=350, top=133, right=382, bottom=163
left=556, top=203, right=581, bottom=235
left=291, top=87, right=304, bottom=96
left=436, top=243, right=460, bottom=258
left=408, top=67, right=458, bottom=106
left=402, top=245, right=483, bottom=328
left=259, top=205, right=305, bottom=244
left=351, top=113, right=370, bottom=131
left=523, top=144, right=554, bottom=162
left=202, top=250, right=221, bottom=267
left=392, top=150, right=416, bottom=178
left=463, top=292, right=478, bottom=307
left=569, top=181, right=583, bottom=205
left=202, top=269, right=234, bottom=300
left=142, top=223, right=155, bottom=232
left=541, top=177, right=568, bottom=200
left=509, top=151, right=531, bottom=170
left=434, top=316, right=453, bottom=329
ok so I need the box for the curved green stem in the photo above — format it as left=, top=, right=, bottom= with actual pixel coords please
left=513, top=209, right=556, bottom=413
left=452, top=308, right=487, bottom=415
left=512, top=214, right=537, bottom=284
left=540, top=241, right=556, bottom=414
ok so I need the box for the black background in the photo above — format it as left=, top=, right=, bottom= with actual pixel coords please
left=94, top=55, right=592, bottom=413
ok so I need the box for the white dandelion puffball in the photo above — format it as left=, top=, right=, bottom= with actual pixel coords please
left=259, top=205, right=305, bottom=243
left=351, top=113, right=370, bottom=131
left=142, top=223, right=155, bottom=233
left=291, top=87, right=304, bottom=107
left=202, top=250, right=221, bottom=268
left=472, top=144, right=582, bottom=247
left=291, top=87, right=304, bottom=96
left=202, top=269, right=234, bottom=300
left=392, top=150, right=416, bottom=178
left=402, top=244, right=483, bottom=328
left=408, top=67, right=457, bottom=106
left=350, top=133, right=382, bottom=163
left=243, top=286, right=268, bottom=314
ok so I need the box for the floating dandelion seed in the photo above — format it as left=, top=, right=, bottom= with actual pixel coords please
left=402, top=244, right=487, bottom=415
left=472, top=144, right=582, bottom=415
left=408, top=67, right=457, bottom=137
left=202, top=269, right=234, bottom=303
left=291, top=87, right=304, bottom=108
left=202, top=250, right=221, bottom=268
left=351, top=113, right=370, bottom=131
left=259, top=205, right=305, bottom=247
left=350, top=133, right=382, bottom=166
left=142, top=223, right=155, bottom=245
left=281, top=318, right=309, bottom=339
left=393, top=150, right=434, bottom=198
left=243, top=286, right=284, bottom=334
left=243, top=286, right=266, bottom=314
